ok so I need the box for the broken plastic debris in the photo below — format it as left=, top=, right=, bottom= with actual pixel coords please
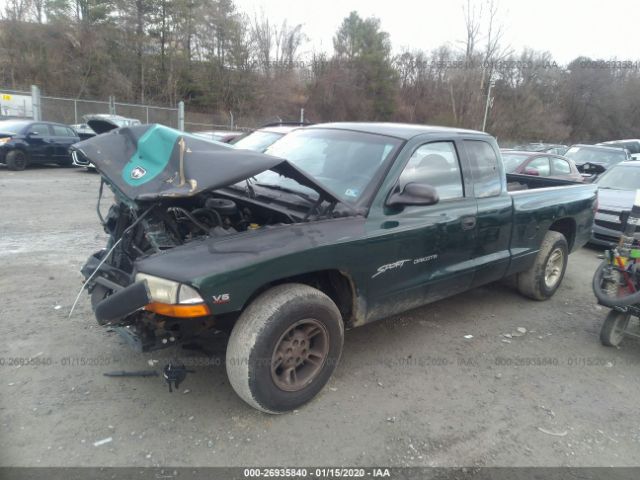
left=463, top=335, right=474, bottom=339
left=93, top=437, right=113, bottom=447
left=54, top=305, right=62, bottom=310
left=517, top=327, right=527, bottom=334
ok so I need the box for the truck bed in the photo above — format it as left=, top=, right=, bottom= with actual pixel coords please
left=506, top=172, right=584, bottom=190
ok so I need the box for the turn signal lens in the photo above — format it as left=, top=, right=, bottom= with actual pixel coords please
left=144, top=302, right=211, bottom=318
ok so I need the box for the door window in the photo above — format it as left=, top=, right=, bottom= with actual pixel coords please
left=27, top=123, right=50, bottom=136
left=51, top=125, right=72, bottom=137
left=527, top=157, right=551, bottom=176
left=464, top=140, right=502, bottom=197
left=551, top=157, right=571, bottom=174
left=399, top=142, right=463, bottom=201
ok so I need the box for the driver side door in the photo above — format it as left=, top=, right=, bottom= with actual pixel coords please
left=25, top=123, right=53, bottom=163
left=364, top=140, right=478, bottom=321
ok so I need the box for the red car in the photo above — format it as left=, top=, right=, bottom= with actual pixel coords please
left=500, top=149, right=584, bottom=182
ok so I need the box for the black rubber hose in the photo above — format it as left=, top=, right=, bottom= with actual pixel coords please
left=592, top=260, right=640, bottom=307
left=168, top=207, right=210, bottom=233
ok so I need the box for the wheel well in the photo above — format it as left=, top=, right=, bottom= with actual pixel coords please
left=245, top=270, right=356, bottom=325
left=549, top=217, right=576, bottom=251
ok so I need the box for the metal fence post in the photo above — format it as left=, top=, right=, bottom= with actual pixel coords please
left=229, top=111, right=234, bottom=129
left=74, top=99, right=78, bottom=124
left=178, top=101, right=185, bottom=130
left=109, top=96, right=116, bottom=115
left=300, top=108, right=304, bottom=123
left=146, top=106, right=149, bottom=124
left=31, top=85, right=41, bottom=121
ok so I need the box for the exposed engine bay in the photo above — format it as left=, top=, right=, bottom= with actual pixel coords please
left=100, top=189, right=307, bottom=274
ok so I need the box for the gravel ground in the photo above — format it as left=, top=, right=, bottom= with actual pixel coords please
left=1, top=166, right=639, bottom=468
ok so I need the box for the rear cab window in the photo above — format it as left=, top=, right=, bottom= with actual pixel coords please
left=464, top=140, right=502, bottom=197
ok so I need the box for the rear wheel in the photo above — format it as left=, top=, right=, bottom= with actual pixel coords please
left=600, top=310, right=630, bottom=347
left=517, top=231, right=568, bottom=300
left=6, top=150, right=27, bottom=171
left=226, top=283, right=344, bottom=413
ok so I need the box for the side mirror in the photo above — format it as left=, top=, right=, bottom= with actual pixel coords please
left=523, top=167, right=540, bottom=176
left=387, top=182, right=440, bottom=207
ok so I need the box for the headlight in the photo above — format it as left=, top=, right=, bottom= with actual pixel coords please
left=135, top=273, right=204, bottom=305
left=0, top=137, right=11, bottom=144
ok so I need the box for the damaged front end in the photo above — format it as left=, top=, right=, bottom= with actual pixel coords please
left=75, top=124, right=345, bottom=351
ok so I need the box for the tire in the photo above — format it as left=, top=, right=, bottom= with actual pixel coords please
left=592, top=260, right=640, bottom=307
left=517, top=230, right=568, bottom=300
left=6, top=150, right=27, bottom=171
left=600, top=310, right=630, bottom=347
left=226, top=283, right=344, bottom=413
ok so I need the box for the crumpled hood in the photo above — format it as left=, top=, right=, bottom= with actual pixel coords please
left=71, top=124, right=342, bottom=203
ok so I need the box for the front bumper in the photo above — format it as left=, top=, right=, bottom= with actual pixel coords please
left=94, top=281, right=150, bottom=325
left=591, top=209, right=640, bottom=247
left=71, top=150, right=94, bottom=168
left=83, top=251, right=214, bottom=352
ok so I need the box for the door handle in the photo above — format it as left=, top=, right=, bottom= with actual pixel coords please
left=461, top=216, right=476, bottom=230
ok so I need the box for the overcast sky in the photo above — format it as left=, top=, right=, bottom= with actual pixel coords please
left=235, top=0, right=640, bottom=63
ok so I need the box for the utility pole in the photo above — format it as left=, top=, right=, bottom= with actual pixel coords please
left=178, top=101, right=185, bottom=131
left=31, top=85, right=41, bottom=121
left=482, top=78, right=495, bottom=132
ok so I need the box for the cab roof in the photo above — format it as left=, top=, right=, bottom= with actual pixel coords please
left=307, top=122, right=490, bottom=140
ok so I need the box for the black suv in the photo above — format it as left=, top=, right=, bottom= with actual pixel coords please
left=0, top=120, right=80, bottom=170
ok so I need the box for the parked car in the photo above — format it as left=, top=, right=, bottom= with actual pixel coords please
left=564, top=144, right=632, bottom=179
left=591, top=161, right=640, bottom=246
left=69, top=122, right=97, bottom=140
left=192, top=130, right=243, bottom=143
left=75, top=122, right=596, bottom=413
left=500, top=150, right=583, bottom=182
left=231, top=122, right=310, bottom=152
left=0, top=119, right=80, bottom=170
left=513, top=143, right=569, bottom=156
left=597, top=139, right=640, bottom=160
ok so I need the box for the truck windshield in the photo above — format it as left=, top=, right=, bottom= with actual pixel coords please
left=259, top=128, right=402, bottom=204
left=597, top=165, right=640, bottom=190
left=233, top=131, right=284, bottom=152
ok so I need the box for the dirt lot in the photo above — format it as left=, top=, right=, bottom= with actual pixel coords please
left=1, top=166, right=640, bottom=468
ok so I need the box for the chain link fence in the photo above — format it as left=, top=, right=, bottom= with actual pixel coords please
left=40, top=96, right=180, bottom=128
left=1, top=85, right=260, bottom=133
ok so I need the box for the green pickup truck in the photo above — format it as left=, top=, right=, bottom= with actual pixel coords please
left=75, top=122, right=597, bottom=413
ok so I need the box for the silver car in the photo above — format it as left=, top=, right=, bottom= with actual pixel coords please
left=591, top=161, right=640, bottom=246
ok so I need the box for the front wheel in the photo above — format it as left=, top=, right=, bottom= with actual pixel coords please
left=6, top=150, right=27, bottom=171
left=600, top=310, right=630, bottom=347
left=517, top=230, right=568, bottom=300
left=226, top=283, right=344, bottom=413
